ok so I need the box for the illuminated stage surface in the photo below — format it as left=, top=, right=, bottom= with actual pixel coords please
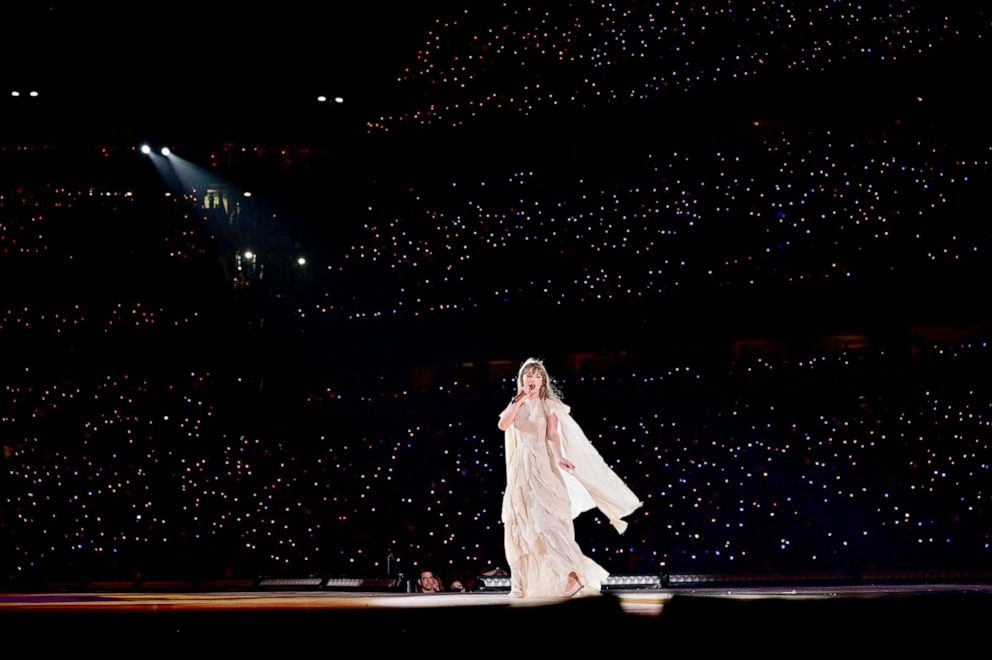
left=2, top=583, right=989, bottom=612
left=2, top=584, right=990, bottom=651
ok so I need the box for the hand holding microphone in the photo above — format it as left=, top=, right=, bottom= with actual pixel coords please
left=513, top=383, right=537, bottom=403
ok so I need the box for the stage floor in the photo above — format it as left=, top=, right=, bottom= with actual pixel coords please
left=2, top=584, right=991, bottom=652
left=2, top=582, right=990, bottom=615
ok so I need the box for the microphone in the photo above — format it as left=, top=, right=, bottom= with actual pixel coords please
left=513, top=385, right=537, bottom=403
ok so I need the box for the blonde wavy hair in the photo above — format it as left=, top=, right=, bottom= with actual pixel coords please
left=516, top=357, right=564, bottom=403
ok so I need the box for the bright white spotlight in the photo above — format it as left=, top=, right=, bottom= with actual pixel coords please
left=244, top=251, right=255, bottom=260
left=334, top=97, right=344, bottom=103
left=297, top=257, right=307, bottom=266
left=10, top=91, right=19, bottom=97
left=161, top=147, right=171, bottom=156
left=317, top=95, right=327, bottom=103
left=243, top=191, right=252, bottom=198
left=140, top=145, right=152, bottom=155
left=29, top=91, right=39, bottom=97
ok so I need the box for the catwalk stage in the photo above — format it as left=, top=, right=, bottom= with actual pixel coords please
left=2, top=583, right=990, bottom=651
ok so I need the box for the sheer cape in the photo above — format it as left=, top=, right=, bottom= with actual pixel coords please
left=501, top=397, right=642, bottom=534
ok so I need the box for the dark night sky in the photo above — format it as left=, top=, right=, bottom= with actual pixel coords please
left=2, top=4, right=450, bottom=141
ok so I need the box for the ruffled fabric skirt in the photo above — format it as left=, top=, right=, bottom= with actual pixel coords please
left=503, top=434, right=609, bottom=598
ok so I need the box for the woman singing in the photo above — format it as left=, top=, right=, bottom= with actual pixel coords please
left=498, top=358, right=642, bottom=598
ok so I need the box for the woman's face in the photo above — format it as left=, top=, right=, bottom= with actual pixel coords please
left=523, top=368, right=544, bottom=394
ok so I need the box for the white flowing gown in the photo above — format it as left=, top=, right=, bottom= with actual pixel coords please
left=500, top=396, right=642, bottom=598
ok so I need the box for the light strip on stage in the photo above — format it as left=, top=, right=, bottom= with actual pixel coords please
left=666, top=572, right=848, bottom=586
left=258, top=577, right=323, bottom=589
left=322, top=577, right=404, bottom=590
left=476, top=574, right=663, bottom=591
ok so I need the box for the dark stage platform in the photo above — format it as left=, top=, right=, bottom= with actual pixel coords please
left=2, top=584, right=989, bottom=653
